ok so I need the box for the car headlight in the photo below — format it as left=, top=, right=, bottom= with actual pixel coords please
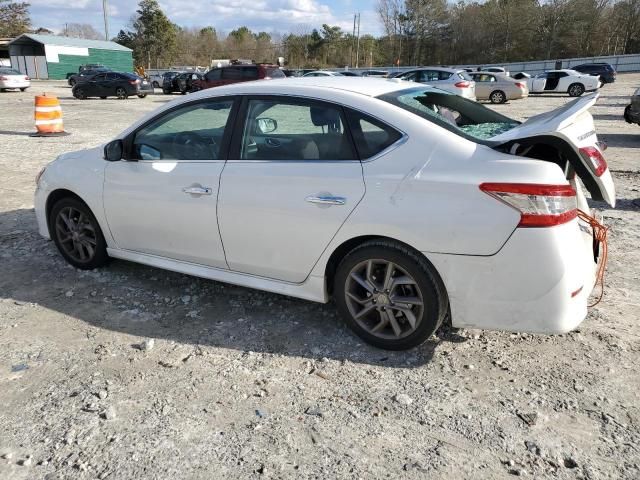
left=35, top=166, right=47, bottom=186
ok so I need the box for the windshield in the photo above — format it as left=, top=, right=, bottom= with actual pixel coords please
left=377, top=87, right=519, bottom=143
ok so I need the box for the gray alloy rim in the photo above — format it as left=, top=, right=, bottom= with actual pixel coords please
left=116, top=87, right=127, bottom=99
left=491, top=91, right=505, bottom=103
left=570, top=84, right=583, bottom=96
left=55, top=206, right=97, bottom=263
left=344, top=259, right=424, bottom=340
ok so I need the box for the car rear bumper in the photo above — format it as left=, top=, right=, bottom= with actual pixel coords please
left=0, top=80, right=30, bottom=89
left=426, top=219, right=598, bottom=334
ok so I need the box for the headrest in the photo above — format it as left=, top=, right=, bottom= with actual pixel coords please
left=310, top=106, right=340, bottom=127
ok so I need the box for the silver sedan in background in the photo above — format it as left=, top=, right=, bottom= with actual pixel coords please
left=392, top=67, right=477, bottom=100
left=468, top=71, right=529, bottom=103
left=0, top=67, right=30, bottom=92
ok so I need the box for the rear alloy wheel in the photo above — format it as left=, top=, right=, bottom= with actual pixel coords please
left=489, top=90, right=506, bottom=104
left=115, top=87, right=128, bottom=99
left=50, top=197, right=109, bottom=270
left=334, top=240, right=448, bottom=350
left=568, top=83, right=585, bottom=97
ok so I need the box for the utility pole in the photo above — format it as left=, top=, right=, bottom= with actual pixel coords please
left=350, top=14, right=356, bottom=68
left=355, top=12, right=361, bottom=68
left=102, top=0, right=110, bottom=41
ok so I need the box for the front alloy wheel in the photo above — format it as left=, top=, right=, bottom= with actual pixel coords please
left=334, top=240, right=448, bottom=350
left=50, top=198, right=109, bottom=269
left=568, top=83, right=585, bottom=97
left=490, top=90, right=506, bottom=104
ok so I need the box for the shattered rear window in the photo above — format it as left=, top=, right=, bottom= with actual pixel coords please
left=377, top=87, right=519, bottom=144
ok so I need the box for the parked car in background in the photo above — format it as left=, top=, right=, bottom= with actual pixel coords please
left=360, top=70, right=389, bottom=77
left=624, top=87, right=640, bottom=126
left=36, top=77, right=614, bottom=350
left=392, top=67, right=476, bottom=100
left=162, top=72, right=193, bottom=94
left=303, top=70, right=344, bottom=77
left=0, top=67, right=30, bottom=91
left=72, top=72, right=153, bottom=99
left=512, top=72, right=531, bottom=80
left=183, top=72, right=205, bottom=92
left=572, top=63, right=616, bottom=84
left=149, top=70, right=180, bottom=88
left=68, top=67, right=111, bottom=86
left=193, top=64, right=284, bottom=90
left=340, top=71, right=361, bottom=77
left=468, top=72, right=528, bottom=103
left=527, top=70, right=600, bottom=97
left=479, top=66, right=510, bottom=76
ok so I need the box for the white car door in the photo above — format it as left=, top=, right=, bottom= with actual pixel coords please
left=218, top=96, right=366, bottom=283
left=530, top=73, right=547, bottom=92
left=103, top=98, right=237, bottom=268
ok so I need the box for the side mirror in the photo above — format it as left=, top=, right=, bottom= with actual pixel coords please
left=104, top=139, right=123, bottom=161
left=257, top=117, right=277, bottom=134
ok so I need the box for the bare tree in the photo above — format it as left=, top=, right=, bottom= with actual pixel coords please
left=62, top=23, right=103, bottom=40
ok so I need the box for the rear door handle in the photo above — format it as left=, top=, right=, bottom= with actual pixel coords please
left=305, top=195, right=346, bottom=206
left=182, top=186, right=212, bottom=195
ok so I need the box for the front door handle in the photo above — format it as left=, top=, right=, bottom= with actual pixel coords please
left=305, top=195, right=346, bottom=206
left=182, top=186, right=212, bottom=195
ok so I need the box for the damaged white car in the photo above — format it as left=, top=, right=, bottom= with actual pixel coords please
left=34, top=78, right=615, bottom=350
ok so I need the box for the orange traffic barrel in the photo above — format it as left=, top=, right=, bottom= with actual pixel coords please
left=31, top=94, right=69, bottom=137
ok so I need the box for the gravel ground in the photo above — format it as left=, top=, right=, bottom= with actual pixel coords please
left=1, top=76, right=639, bottom=480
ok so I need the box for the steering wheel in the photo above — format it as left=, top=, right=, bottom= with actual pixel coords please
left=173, top=132, right=216, bottom=160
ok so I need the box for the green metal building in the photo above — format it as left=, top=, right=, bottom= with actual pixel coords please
left=8, top=34, right=132, bottom=80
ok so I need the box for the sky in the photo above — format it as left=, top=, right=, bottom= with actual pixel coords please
left=28, top=0, right=382, bottom=39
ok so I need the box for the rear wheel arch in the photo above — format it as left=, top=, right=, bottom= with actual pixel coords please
left=324, top=235, right=446, bottom=297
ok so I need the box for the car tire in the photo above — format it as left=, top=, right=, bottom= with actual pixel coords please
left=73, top=89, right=87, bottom=99
left=49, top=197, right=109, bottom=270
left=568, top=83, right=585, bottom=97
left=152, top=81, right=159, bottom=88
left=138, top=94, right=147, bottom=98
left=489, top=90, right=506, bottom=104
left=100, top=96, right=107, bottom=99
left=162, top=88, right=171, bottom=95
left=624, top=105, right=633, bottom=124
left=333, top=240, right=448, bottom=350
left=115, top=87, right=128, bottom=100
left=20, top=87, right=27, bottom=92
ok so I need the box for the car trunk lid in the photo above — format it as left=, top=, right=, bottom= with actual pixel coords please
left=490, top=92, right=615, bottom=206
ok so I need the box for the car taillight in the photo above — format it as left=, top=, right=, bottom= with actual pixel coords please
left=129, top=79, right=139, bottom=85
left=0, top=76, right=7, bottom=80
left=454, top=81, right=470, bottom=88
left=515, top=82, right=525, bottom=89
left=25, top=76, right=30, bottom=80
left=579, top=146, right=607, bottom=177
left=479, top=183, right=577, bottom=227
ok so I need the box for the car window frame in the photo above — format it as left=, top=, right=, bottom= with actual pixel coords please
left=344, top=107, right=405, bottom=161
left=227, top=95, right=361, bottom=162
left=121, top=96, right=240, bottom=162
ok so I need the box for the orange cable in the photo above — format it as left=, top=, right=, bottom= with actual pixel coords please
left=577, top=209, right=609, bottom=307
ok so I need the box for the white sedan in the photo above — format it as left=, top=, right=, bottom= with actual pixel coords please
left=34, top=78, right=615, bottom=350
left=527, top=69, right=601, bottom=97
left=0, top=67, right=30, bottom=91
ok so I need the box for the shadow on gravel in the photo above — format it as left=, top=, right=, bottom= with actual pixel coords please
left=0, top=208, right=457, bottom=367
left=0, top=130, right=32, bottom=136
left=589, top=198, right=640, bottom=212
left=592, top=113, right=626, bottom=121
left=598, top=133, right=639, bottom=148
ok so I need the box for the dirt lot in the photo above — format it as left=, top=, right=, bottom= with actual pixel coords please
left=1, top=76, right=639, bottom=480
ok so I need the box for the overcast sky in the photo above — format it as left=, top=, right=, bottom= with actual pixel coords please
left=28, top=0, right=382, bottom=38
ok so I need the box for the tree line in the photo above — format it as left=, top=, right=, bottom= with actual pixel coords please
left=1, top=0, right=639, bottom=70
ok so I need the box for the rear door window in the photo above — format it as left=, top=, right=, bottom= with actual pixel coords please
left=346, top=109, right=402, bottom=159
left=241, top=67, right=259, bottom=79
left=265, top=67, right=285, bottom=78
left=206, top=69, right=222, bottom=81
left=222, top=67, right=242, bottom=80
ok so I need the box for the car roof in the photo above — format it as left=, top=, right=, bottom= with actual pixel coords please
left=404, top=66, right=460, bottom=73
left=188, top=77, right=424, bottom=99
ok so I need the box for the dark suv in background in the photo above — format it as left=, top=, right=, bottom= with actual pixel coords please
left=193, top=64, right=285, bottom=91
left=572, top=63, right=616, bottom=84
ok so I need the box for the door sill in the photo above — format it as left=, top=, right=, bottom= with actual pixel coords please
left=106, top=248, right=328, bottom=303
